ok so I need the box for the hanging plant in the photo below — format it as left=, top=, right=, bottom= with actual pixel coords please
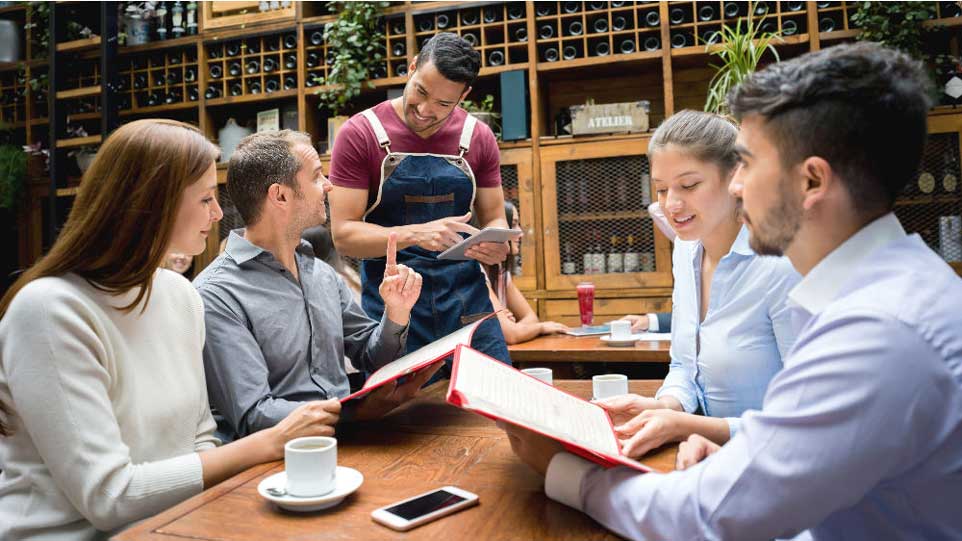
left=849, top=2, right=937, bottom=62
left=704, top=1, right=781, bottom=115
left=24, top=1, right=50, bottom=60
left=313, top=1, right=388, bottom=116
left=0, top=124, right=28, bottom=210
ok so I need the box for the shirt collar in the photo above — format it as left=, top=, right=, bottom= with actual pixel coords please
left=789, top=212, right=906, bottom=315
left=689, top=224, right=754, bottom=263
left=225, top=228, right=318, bottom=266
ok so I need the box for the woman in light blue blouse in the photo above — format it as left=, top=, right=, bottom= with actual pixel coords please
left=597, top=110, right=800, bottom=458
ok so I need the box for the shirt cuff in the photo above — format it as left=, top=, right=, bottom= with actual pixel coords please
left=382, top=314, right=409, bottom=337
left=646, top=313, right=659, bottom=332
left=544, top=452, right=598, bottom=512
left=654, top=387, right=698, bottom=413
left=726, top=416, right=741, bottom=439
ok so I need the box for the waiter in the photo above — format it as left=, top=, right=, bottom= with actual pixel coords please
left=329, top=32, right=510, bottom=367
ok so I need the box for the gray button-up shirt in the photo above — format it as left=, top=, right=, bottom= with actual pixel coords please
left=193, top=230, right=407, bottom=440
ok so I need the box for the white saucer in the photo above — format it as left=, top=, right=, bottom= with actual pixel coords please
left=257, top=466, right=363, bottom=512
left=600, top=335, right=638, bottom=347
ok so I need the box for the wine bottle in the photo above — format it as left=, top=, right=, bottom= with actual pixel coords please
left=263, top=57, right=277, bottom=73
left=754, top=2, right=770, bottom=16
left=670, top=31, right=692, bottom=48
left=283, top=33, right=297, bottom=49
left=392, top=42, right=406, bottom=57
left=437, top=13, right=451, bottom=29
left=134, top=73, right=148, bottom=89
left=507, top=4, right=523, bottom=20
left=760, top=21, right=777, bottom=34
left=588, top=1, right=606, bottom=11
left=539, top=23, right=555, bottom=39
left=724, top=2, right=741, bottom=18
left=246, top=59, right=260, bottom=75
left=618, top=37, right=635, bottom=54
left=782, top=19, right=799, bottom=36
left=164, top=89, right=181, bottom=104
left=643, top=35, right=661, bottom=51
left=246, top=40, right=261, bottom=54
left=785, top=1, right=804, bottom=12
left=207, top=48, right=222, bottom=60
left=514, top=27, right=528, bottom=42
left=418, top=17, right=434, bottom=32
left=623, top=235, right=640, bottom=273
left=562, top=2, right=580, bottom=14
left=225, top=42, right=241, bottom=57
left=169, top=53, right=181, bottom=65
left=229, top=81, right=243, bottom=96
left=944, top=2, right=962, bottom=17
left=645, top=10, right=660, bottom=27
left=184, top=67, right=197, bottom=82
left=698, top=4, right=717, bottom=21
left=248, top=80, right=262, bottom=94
left=594, top=42, right=610, bottom=56
left=567, top=20, right=584, bottom=36
left=669, top=7, right=687, bottom=25
left=943, top=153, right=959, bottom=193
left=818, top=16, right=837, bottom=32
left=204, top=85, right=221, bottom=99
left=284, top=75, right=297, bottom=90
left=562, top=242, right=577, bottom=275
left=483, top=6, right=501, bottom=23
left=146, top=91, right=162, bottom=107
left=612, top=15, right=628, bottom=31
left=284, top=53, right=297, bottom=70
left=592, top=231, right=606, bottom=275
left=266, top=39, right=280, bottom=52
left=701, top=29, right=720, bottom=45
left=607, top=236, right=623, bottom=273
left=563, top=45, right=578, bottom=60
left=306, top=52, right=319, bottom=68
left=461, top=9, right=479, bottom=26
left=462, top=32, right=479, bottom=47
left=918, top=171, right=937, bottom=195
left=544, top=47, right=560, bottom=62
left=488, top=50, right=505, bottom=66
left=593, top=18, right=608, bottom=33
left=535, top=4, right=554, bottom=17
left=208, top=64, right=223, bottom=79
left=166, top=70, right=181, bottom=85
left=265, top=78, right=280, bottom=93
left=187, top=86, right=199, bottom=101
left=395, top=62, right=408, bottom=76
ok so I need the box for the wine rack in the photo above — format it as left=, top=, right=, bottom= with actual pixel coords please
left=814, top=1, right=854, bottom=34
left=666, top=1, right=809, bottom=51
left=204, top=31, right=298, bottom=101
left=117, top=47, right=199, bottom=112
left=414, top=2, right=530, bottom=70
left=896, top=131, right=962, bottom=263
left=536, top=2, right=663, bottom=64
left=938, top=1, right=962, bottom=19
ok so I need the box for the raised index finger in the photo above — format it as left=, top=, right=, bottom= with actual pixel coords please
left=386, top=232, right=398, bottom=276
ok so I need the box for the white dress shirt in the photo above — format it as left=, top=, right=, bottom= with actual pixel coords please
left=545, top=213, right=962, bottom=540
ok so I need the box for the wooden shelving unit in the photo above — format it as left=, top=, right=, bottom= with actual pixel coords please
left=11, top=0, right=962, bottom=313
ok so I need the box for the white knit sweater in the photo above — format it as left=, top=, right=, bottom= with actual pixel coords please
left=0, top=270, right=219, bottom=540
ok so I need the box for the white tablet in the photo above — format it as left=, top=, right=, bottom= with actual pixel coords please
left=436, top=227, right=522, bottom=260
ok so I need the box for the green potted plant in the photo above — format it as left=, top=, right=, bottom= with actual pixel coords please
left=314, top=1, right=388, bottom=150
left=0, top=125, right=27, bottom=211
left=704, top=1, right=781, bottom=115
left=849, top=2, right=937, bottom=62
left=461, top=94, right=502, bottom=140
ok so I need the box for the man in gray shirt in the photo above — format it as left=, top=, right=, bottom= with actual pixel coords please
left=194, top=130, right=429, bottom=441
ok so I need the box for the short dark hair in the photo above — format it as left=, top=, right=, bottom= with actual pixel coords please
left=226, top=130, right=312, bottom=225
left=415, top=32, right=481, bottom=88
left=728, top=42, right=932, bottom=217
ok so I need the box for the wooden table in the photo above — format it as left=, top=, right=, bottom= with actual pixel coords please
left=115, top=380, right=675, bottom=541
left=509, top=334, right=671, bottom=364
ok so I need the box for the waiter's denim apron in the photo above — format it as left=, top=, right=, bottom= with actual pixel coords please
left=358, top=109, right=510, bottom=371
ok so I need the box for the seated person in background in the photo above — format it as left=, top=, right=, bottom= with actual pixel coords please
left=483, top=201, right=569, bottom=344
left=596, top=110, right=800, bottom=458
left=0, top=120, right=337, bottom=540
left=301, top=224, right=362, bottom=299
left=194, top=130, right=434, bottom=442
left=504, top=42, right=962, bottom=540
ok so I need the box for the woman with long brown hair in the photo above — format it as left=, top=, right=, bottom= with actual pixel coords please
left=0, top=119, right=341, bottom=540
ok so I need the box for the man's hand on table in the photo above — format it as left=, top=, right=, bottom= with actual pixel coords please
left=350, top=361, right=443, bottom=421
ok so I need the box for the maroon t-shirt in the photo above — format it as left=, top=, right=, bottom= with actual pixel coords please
left=329, top=100, right=501, bottom=208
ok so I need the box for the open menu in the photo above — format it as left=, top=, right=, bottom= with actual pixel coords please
left=446, top=345, right=654, bottom=472
left=340, top=314, right=496, bottom=403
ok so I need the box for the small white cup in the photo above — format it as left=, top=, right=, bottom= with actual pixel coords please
left=521, top=367, right=553, bottom=385
left=593, top=374, right=629, bottom=400
left=610, top=320, right=632, bottom=340
left=285, top=436, right=337, bottom=497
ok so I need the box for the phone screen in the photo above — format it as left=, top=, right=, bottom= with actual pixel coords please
left=385, top=490, right=467, bottom=520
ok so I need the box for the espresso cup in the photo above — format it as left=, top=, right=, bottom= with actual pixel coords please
left=610, top=320, right=632, bottom=340
left=593, top=374, right=629, bottom=400
left=521, top=367, right=553, bottom=385
left=285, top=436, right=337, bottom=497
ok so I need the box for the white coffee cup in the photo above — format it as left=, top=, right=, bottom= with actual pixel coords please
left=610, top=320, right=632, bottom=340
left=521, top=367, right=553, bottom=385
left=593, top=374, right=629, bottom=400
left=285, top=436, right=337, bottom=497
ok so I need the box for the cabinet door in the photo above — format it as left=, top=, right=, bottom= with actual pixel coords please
left=500, top=147, right=538, bottom=291
left=902, top=114, right=962, bottom=275
left=540, top=137, right=672, bottom=291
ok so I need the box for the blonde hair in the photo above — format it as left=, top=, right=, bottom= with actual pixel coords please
left=649, top=110, right=740, bottom=175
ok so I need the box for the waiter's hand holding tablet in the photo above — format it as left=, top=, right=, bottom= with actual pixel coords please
left=439, top=227, right=523, bottom=262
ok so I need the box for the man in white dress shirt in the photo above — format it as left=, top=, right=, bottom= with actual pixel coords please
left=502, top=42, right=962, bottom=540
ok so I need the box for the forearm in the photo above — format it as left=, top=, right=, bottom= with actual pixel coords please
left=675, top=413, right=732, bottom=445
left=499, top=317, right=543, bottom=345
left=199, top=429, right=277, bottom=488
left=333, top=220, right=420, bottom=259
left=655, top=395, right=685, bottom=412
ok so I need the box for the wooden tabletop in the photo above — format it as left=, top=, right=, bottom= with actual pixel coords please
left=509, top=334, right=671, bottom=363
left=114, top=380, right=674, bottom=541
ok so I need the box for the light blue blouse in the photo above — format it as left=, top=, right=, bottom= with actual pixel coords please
left=655, top=225, right=800, bottom=436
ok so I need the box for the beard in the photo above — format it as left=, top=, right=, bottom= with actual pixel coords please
left=746, top=177, right=803, bottom=256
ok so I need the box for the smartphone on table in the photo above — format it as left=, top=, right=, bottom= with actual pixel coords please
left=371, top=486, right=479, bottom=531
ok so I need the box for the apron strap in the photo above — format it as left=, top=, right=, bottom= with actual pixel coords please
left=459, top=114, right=478, bottom=157
left=362, top=109, right=392, bottom=154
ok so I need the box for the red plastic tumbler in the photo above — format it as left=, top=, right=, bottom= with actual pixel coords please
left=577, top=282, right=595, bottom=326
